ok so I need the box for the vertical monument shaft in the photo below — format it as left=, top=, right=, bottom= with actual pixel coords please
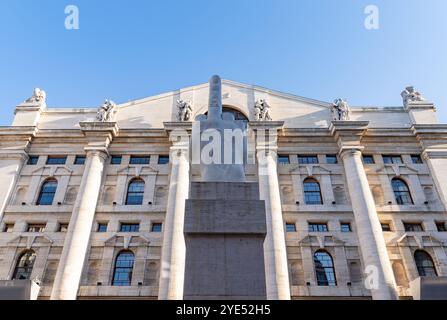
left=208, top=75, right=223, bottom=120
left=183, top=75, right=267, bottom=299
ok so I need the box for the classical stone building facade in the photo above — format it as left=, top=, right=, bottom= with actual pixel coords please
left=0, top=79, right=446, bottom=300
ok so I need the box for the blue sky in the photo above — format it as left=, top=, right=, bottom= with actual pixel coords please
left=0, top=0, right=446, bottom=125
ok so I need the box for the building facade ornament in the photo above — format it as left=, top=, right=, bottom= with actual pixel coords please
left=25, top=88, right=46, bottom=104
left=401, top=86, right=425, bottom=107
left=332, top=98, right=350, bottom=121
left=96, top=99, right=117, bottom=122
left=254, top=99, right=273, bottom=121
left=176, top=100, right=193, bottom=122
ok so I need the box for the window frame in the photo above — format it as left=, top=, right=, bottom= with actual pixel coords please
left=392, top=178, right=414, bottom=205
left=27, top=156, right=39, bottom=165
left=129, top=156, right=151, bottom=165
left=303, top=178, right=323, bottom=205
left=277, top=155, right=290, bottom=165
left=46, top=156, right=67, bottom=165
left=403, top=222, right=424, bottom=232
left=314, top=250, right=337, bottom=286
left=97, top=223, right=108, bottom=232
left=435, top=222, right=447, bottom=232
left=74, top=155, right=86, bottom=165
left=119, top=223, right=140, bottom=233
left=158, top=155, right=170, bottom=165
left=298, top=155, right=319, bottom=164
left=308, top=222, right=329, bottom=233
left=326, top=154, right=338, bottom=164
left=414, top=250, right=438, bottom=277
left=13, top=250, right=37, bottom=280
left=362, top=155, right=375, bottom=164
left=110, top=155, right=122, bottom=165
left=112, top=251, right=135, bottom=286
left=125, top=179, right=145, bottom=205
left=36, top=179, right=58, bottom=206
left=27, top=223, right=46, bottom=233
left=151, top=223, right=163, bottom=233
left=383, top=155, right=403, bottom=165
left=411, top=155, right=423, bottom=164
left=285, top=223, right=297, bottom=233
left=340, top=222, right=352, bottom=233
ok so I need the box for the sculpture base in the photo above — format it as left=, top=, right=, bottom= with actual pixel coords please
left=183, top=182, right=267, bottom=300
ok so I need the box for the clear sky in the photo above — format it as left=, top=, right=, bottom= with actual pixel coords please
left=0, top=0, right=446, bottom=125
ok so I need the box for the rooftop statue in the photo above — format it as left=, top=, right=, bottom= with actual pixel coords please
left=254, top=99, right=273, bottom=121
left=332, top=98, right=350, bottom=121
left=25, top=88, right=46, bottom=104
left=401, top=86, right=425, bottom=107
left=96, top=99, right=116, bottom=122
left=177, top=99, right=193, bottom=122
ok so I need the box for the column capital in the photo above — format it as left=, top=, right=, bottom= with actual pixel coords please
left=330, top=120, right=369, bottom=152
left=249, top=121, right=285, bottom=131
left=412, top=124, right=447, bottom=154
left=0, top=126, right=38, bottom=160
left=250, top=121, right=284, bottom=153
left=79, top=121, right=119, bottom=154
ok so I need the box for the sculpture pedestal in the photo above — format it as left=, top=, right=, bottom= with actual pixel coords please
left=183, top=182, right=267, bottom=300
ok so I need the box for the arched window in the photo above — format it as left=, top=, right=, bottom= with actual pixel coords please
left=36, top=179, right=58, bottom=205
left=414, top=250, right=437, bottom=277
left=314, top=250, right=337, bottom=286
left=304, top=178, right=323, bottom=205
left=392, top=178, right=413, bottom=205
left=203, top=107, right=249, bottom=122
left=112, top=251, right=135, bottom=286
left=13, top=251, right=36, bottom=280
left=125, top=179, right=145, bottom=205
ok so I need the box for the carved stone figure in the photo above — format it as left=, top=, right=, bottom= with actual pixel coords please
left=254, top=99, right=273, bottom=121
left=176, top=99, right=193, bottom=122
left=25, top=88, right=46, bottom=104
left=332, top=98, right=350, bottom=121
left=96, top=99, right=116, bottom=122
left=401, top=86, right=425, bottom=107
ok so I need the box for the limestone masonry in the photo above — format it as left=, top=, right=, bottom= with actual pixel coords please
left=0, top=78, right=446, bottom=300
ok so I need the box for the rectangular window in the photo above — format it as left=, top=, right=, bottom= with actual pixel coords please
left=3, top=223, right=14, bottom=233
left=286, top=223, right=296, bottom=232
left=27, top=156, right=39, bottom=165
left=308, top=223, right=328, bottom=232
left=111, top=155, right=122, bottom=165
left=27, top=224, right=46, bottom=233
left=151, top=223, right=163, bottom=232
left=298, top=155, right=319, bottom=164
left=326, top=155, right=338, bottom=164
left=74, top=155, right=86, bottom=165
left=97, top=223, right=108, bottom=232
left=58, top=223, right=69, bottom=232
left=277, top=155, right=290, bottom=165
left=381, top=223, right=392, bottom=232
left=120, top=223, right=140, bottom=233
left=411, top=155, right=423, bottom=164
left=130, top=156, right=150, bottom=165
left=362, top=155, right=375, bottom=164
left=436, top=222, right=447, bottom=232
left=383, top=155, right=403, bottom=164
left=158, top=155, right=170, bottom=165
left=403, top=222, right=424, bottom=232
left=340, top=222, right=352, bottom=232
left=46, top=156, right=67, bottom=165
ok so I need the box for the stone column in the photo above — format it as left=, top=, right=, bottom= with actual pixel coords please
left=158, top=122, right=191, bottom=300
left=51, top=122, right=118, bottom=300
left=331, top=121, right=398, bottom=300
left=413, top=125, right=447, bottom=210
left=251, top=121, right=291, bottom=300
left=0, top=127, right=37, bottom=223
